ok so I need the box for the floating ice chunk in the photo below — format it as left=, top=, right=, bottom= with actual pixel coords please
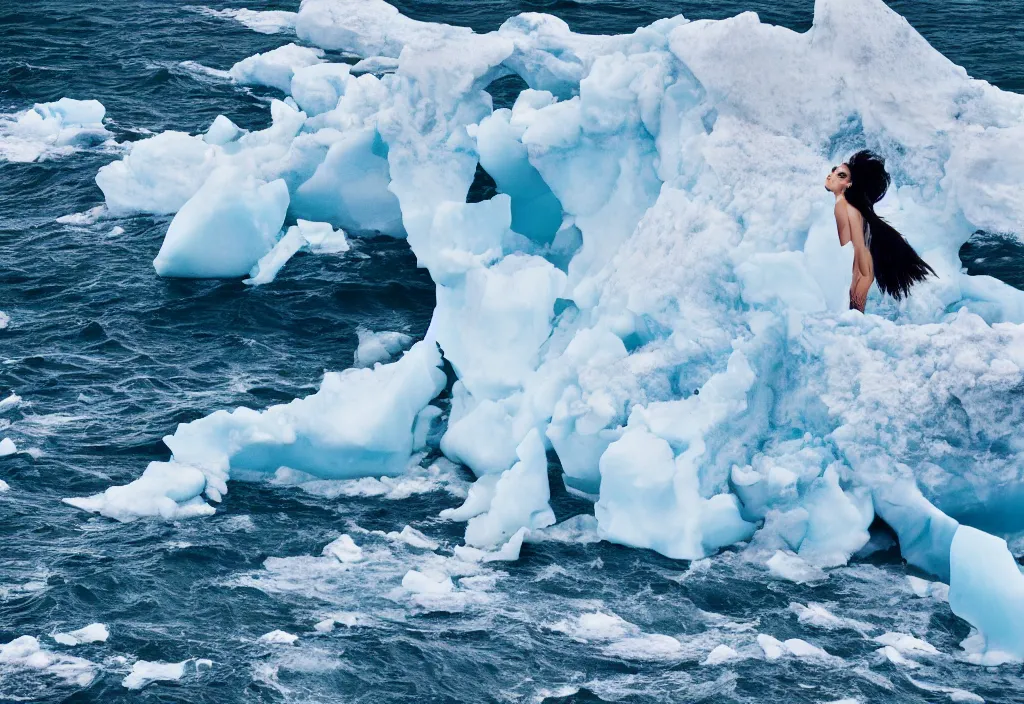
left=0, top=480, right=8, bottom=492
left=230, top=43, right=324, bottom=93
left=757, top=633, right=836, bottom=662
left=203, top=115, right=243, bottom=145
left=354, top=328, right=413, bottom=368
left=948, top=525, right=1024, bottom=662
left=0, top=438, right=17, bottom=457
left=464, top=430, right=555, bottom=548
left=193, top=7, right=298, bottom=35
left=0, top=635, right=97, bottom=687
left=313, top=618, right=335, bottom=633
left=782, top=638, right=834, bottom=661
left=702, top=644, right=740, bottom=666
left=291, top=126, right=404, bottom=236
left=0, top=312, right=8, bottom=330
left=401, top=570, right=453, bottom=595
left=96, top=131, right=215, bottom=215
left=162, top=341, right=446, bottom=495
left=0, top=98, right=111, bottom=162
left=790, top=602, right=871, bottom=632
left=259, top=630, right=299, bottom=645
left=603, top=634, right=683, bottom=662
left=154, top=168, right=289, bottom=278
left=122, top=660, right=188, bottom=690
left=873, top=632, right=939, bottom=657
left=52, top=623, right=109, bottom=646
left=56, top=205, right=107, bottom=226
left=757, top=634, right=786, bottom=661
left=0, top=393, right=20, bottom=412
left=386, top=526, right=438, bottom=550
left=290, top=63, right=351, bottom=116
left=767, top=551, right=827, bottom=584
left=549, top=611, right=638, bottom=642
left=63, top=460, right=215, bottom=522
left=321, top=534, right=363, bottom=562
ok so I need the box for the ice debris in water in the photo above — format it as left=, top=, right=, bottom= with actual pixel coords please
left=191, top=7, right=298, bottom=35
left=122, top=659, right=189, bottom=690
left=0, top=98, right=111, bottom=163
left=81, top=0, right=1024, bottom=658
left=548, top=611, right=639, bottom=643
left=0, top=438, right=17, bottom=457
left=0, top=480, right=8, bottom=492
left=52, top=623, right=109, bottom=646
left=0, top=393, right=20, bottom=412
left=321, top=534, right=363, bottom=562
left=259, top=630, right=299, bottom=645
left=354, top=328, right=413, bottom=368
left=0, top=636, right=98, bottom=687
left=0, top=312, right=8, bottom=330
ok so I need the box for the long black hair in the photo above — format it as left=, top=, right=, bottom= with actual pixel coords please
left=845, top=150, right=935, bottom=300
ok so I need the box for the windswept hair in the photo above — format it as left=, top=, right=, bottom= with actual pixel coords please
left=845, top=150, right=935, bottom=300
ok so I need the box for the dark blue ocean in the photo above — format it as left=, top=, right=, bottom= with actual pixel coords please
left=1, top=1, right=1022, bottom=702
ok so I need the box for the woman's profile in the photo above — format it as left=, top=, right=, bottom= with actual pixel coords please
left=825, top=150, right=935, bottom=311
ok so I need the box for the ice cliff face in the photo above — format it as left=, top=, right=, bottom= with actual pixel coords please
left=73, top=0, right=1024, bottom=662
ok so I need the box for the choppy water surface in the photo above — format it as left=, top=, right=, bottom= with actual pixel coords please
left=1, top=1, right=1022, bottom=702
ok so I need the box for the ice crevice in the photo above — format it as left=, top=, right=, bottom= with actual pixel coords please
left=71, top=0, right=1024, bottom=662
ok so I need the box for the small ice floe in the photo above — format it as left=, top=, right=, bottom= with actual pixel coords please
left=907, top=575, right=950, bottom=602
left=258, top=630, right=299, bottom=645
left=547, top=611, right=639, bottom=643
left=353, top=328, right=413, bottom=368
left=0, top=438, right=17, bottom=457
left=602, top=634, right=684, bottom=662
left=121, top=659, right=189, bottom=690
left=56, top=205, right=107, bottom=226
left=757, top=634, right=837, bottom=663
left=0, top=98, right=112, bottom=163
left=702, top=644, right=741, bottom=666
left=52, top=623, right=109, bottom=646
left=384, top=525, right=438, bottom=551
left=0, top=312, right=10, bottom=330
left=873, top=632, right=939, bottom=657
left=321, top=534, right=363, bottom=563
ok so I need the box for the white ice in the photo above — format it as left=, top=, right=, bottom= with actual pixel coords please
left=192, top=7, right=298, bottom=35
left=0, top=438, right=18, bottom=457
left=83, top=0, right=1024, bottom=651
left=52, top=623, right=109, bottom=647
left=122, top=660, right=188, bottom=690
left=259, top=630, right=299, bottom=645
left=230, top=43, right=324, bottom=93
left=354, top=328, right=413, bottom=368
left=0, top=635, right=97, bottom=687
left=322, top=534, right=364, bottom=562
left=0, top=98, right=111, bottom=163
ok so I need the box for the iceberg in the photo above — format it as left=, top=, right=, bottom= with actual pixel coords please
left=80, top=0, right=1024, bottom=656
left=229, top=43, right=325, bottom=93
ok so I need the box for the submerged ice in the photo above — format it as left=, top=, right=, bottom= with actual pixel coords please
left=76, top=0, right=1024, bottom=662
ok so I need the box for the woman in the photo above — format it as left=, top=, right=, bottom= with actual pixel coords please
left=825, top=150, right=935, bottom=311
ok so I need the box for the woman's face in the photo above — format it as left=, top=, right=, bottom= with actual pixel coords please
left=824, top=163, right=851, bottom=195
